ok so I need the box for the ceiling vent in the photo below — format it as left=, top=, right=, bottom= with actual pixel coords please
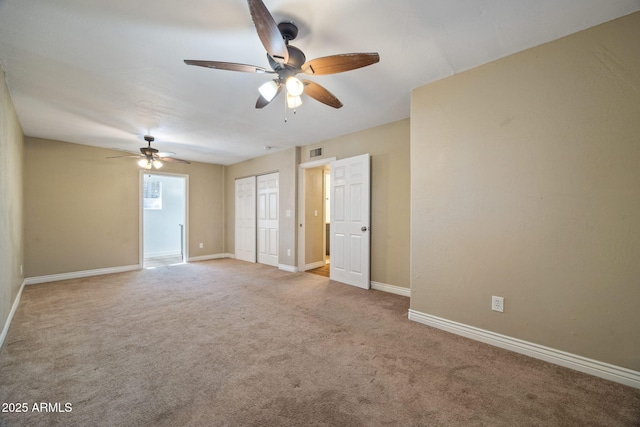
left=310, top=148, right=322, bottom=158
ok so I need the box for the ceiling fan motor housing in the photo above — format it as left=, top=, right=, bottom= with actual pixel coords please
left=141, top=135, right=159, bottom=156
left=268, top=45, right=306, bottom=78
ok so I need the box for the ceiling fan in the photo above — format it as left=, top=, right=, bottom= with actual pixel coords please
left=184, top=0, right=380, bottom=110
left=107, top=135, right=191, bottom=169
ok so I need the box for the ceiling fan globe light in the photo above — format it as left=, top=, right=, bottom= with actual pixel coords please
left=153, top=160, right=163, bottom=169
left=258, top=80, right=279, bottom=102
left=286, top=76, right=304, bottom=97
left=287, top=93, right=302, bottom=109
left=138, top=159, right=149, bottom=168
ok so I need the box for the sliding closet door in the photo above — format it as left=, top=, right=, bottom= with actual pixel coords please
left=257, top=172, right=279, bottom=267
left=235, top=176, right=256, bottom=263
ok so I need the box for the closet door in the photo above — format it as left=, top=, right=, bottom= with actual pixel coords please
left=257, top=173, right=279, bottom=267
left=235, top=176, right=256, bottom=263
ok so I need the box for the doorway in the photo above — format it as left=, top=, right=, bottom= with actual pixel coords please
left=141, top=172, right=187, bottom=268
left=299, top=154, right=371, bottom=289
left=303, top=165, right=331, bottom=275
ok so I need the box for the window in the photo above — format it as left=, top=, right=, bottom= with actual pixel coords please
left=143, top=180, right=162, bottom=210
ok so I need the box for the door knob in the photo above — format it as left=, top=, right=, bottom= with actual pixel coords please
left=361, top=226, right=368, bottom=232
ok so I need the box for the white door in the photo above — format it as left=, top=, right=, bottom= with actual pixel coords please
left=235, top=176, right=256, bottom=262
left=257, top=172, right=279, bottom=267
left=330, top=154, right=371, bottom=289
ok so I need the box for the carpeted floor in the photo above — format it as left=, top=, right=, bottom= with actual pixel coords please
left=1, top=259, right=639, bottom=426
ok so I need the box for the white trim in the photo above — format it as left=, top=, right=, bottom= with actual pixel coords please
left=408, top=309, right=640, bottom=389
left=371, top=281, right=410, bottom=297
left=0, top=279, right=26, bottom=349
left=278, top=264, right=299, bottom=273
left=304, top=261, right=325, bottom=271
left=188, top=253, right=234, bottom=262
left=24, top=264, right=140, bottom=285
left=144, top=250, right=182, bottom=259
left=299, top=157, right=337, bottom=169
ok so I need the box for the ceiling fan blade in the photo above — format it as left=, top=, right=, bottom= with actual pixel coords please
left=302, top=53, right=380, bottom=75
left=301, top=80, right=343, bottom=109
left=155, top=152, right=176, bottom=157
left=159, top=157, right=191, bottom=165
left=255, top=84, right=283, bottom=109
left=105, top=155, right=140, bottom=159
left=247, top=0, right=289, bottom=64
left=184, top=60, right=274, bottom=74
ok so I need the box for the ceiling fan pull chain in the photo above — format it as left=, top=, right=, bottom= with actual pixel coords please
left=284, top=93, right=288, bottom=123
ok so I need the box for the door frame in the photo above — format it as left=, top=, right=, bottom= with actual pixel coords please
left=298, top=157, right=336, bottom=272
left=139, top=170, right=189, bottom=267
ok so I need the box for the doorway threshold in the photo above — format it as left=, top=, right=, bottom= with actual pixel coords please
left=144, top=255, right=185, bottom=269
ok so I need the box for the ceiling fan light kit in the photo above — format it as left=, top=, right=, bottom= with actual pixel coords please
left=138, top=158, right=163, bottom=170
left=286, top=93, right=302, bottom=109
left=184, top=0, right=380, bottom=111
left=258, top=80, right=280, bottom=102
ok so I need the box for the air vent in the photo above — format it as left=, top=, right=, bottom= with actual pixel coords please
left=310, top=148, right=322, bottom=158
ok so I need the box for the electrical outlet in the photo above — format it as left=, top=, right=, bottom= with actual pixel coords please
left=492, top=296, right=504, bottom=312
left=287, top=249, right=291, bottom=256
left=199, top=243, right=204, bottom=249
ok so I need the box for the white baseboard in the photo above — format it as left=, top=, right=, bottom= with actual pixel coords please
left=188, top=253, right=234, bottom=262
left=408, top=309, right=640, bottom=390
left=0, top=279, right=26, bottom=349
left=144, top=250, right=182, bottom=258
left=279, top=264, right=299, bottom=273
left=371, top=281, right=410, bottom=297
left=304, top=261, right=325, bottom=271
left=25, top=264, right=140, bottom=285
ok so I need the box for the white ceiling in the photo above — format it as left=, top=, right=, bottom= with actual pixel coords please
left=1, top=0, right=638, bottom=165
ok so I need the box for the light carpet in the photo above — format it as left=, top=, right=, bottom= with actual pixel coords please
left=1, top=259, right=638, bottom=426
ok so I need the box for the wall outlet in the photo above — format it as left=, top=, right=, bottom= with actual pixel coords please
left=287, top=249, right=291, bottom=256
left=20, top=265, right=23, bottom=275
left=492, top=296, right=504, bottom=313
left=199, top=243, right=204, bottom=249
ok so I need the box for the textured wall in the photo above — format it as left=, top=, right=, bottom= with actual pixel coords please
left=0, top=68, right=25, bottom=336
left=410, top=13, right=640, bottom=370
left=24, top=138, right=224, bottom=276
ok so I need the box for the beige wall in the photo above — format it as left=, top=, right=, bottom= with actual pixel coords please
left=0, top=68, right=25, bottom=334
left=224, top=147, right=299, bottom=268
left=410, top=13, right=640, bottom=370
left=24, top=138, right=224, bottom=277
left=301, top=119, right=411, bottom=289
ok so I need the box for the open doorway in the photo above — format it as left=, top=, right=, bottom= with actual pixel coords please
left=299, top=162, right=331, bottom=276
left=299, top=154, right=371, bottom=288
left=141, top=172, right=187, bottom=268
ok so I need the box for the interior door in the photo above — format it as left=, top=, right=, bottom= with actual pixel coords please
left=330, top=154, right=371, bottom=289
left=235, top=176, right=256, bottom=263
left=257, top=172, right=279, bottom=267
